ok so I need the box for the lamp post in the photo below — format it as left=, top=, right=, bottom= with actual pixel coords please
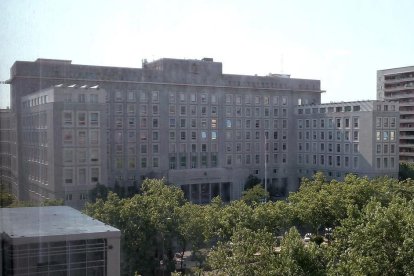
left=161, top=217, right=172, bottom=276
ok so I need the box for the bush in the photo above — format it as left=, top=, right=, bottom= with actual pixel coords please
left=311, top=235, right=324, bottom=245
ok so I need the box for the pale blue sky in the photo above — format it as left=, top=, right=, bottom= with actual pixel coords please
left=1, top=0, right=413, bottom=107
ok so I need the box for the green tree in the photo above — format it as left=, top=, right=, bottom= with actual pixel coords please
left=208, top=227, right=276, bottom=276
left=0, top=188, right=14, bottom=207
left=208, top=227, right=327, bottom=276
left=84, top=178, right=185, bottom=275
left=241, top=184, right=269, bottom=205
left=88, top=182, right=109, bottom=202
left=244, top=174, right=261, bottom=190
left=399, top=161, right=414, bottom=180
left=175, top=202, right=207, bottom=269
left=328, top=198, right=414, bottom=275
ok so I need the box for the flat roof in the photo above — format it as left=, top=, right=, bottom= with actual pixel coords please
left=1, top=206, right=120, bottom=244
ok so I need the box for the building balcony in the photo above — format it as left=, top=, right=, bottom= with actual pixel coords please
left=400, top=135, right=414, bottom=140
left=384, top=76, right=414, bottom=84
left=400, top=110, right=414, bottom=114
left=399, top=102, right=414, bottom=107
left=384, top=84, right=414, bottom=92
left=400, top=119, right=414, bottom=123
left=400, top=143, right=414, bottom=148
left=400, top=152, right=414, bottom=157
left=384, top=92, right=414, bottom=99
left=399, top=127, right=414, bottom=131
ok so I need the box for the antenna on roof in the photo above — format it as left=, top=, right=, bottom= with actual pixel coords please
left=281, top=53, right=284, bottom=73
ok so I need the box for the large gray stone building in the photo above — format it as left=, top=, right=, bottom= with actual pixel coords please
left=1, top=57, right=399, bottom=208
left=377, top=66, right=414, bottom=162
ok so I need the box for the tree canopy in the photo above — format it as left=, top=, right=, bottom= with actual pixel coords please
left=83, top=173, right=414, bottom=275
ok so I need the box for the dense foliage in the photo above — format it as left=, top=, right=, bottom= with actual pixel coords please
left=0, top=185, right=64, bottom=207
left=84, top=174, right=414, bottom=275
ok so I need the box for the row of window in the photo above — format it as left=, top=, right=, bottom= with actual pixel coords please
left=115, top=90, right=159, bottom=102
left=376, top=131, right=397, bottom=141
left=298, top=130, right=361, bottom=141
left=23, top=146, right=48, bottom=164
left=376, top=143, right=398, bottom=155
left=26, top=163, right=48, bottom=184
left=21, top=95, right=49, bottom=108
left=167, top=118, right=287, bottom=130
left=298, top=154, right=363, bottom=169
left=112, top=129, right=289, bottom=144
left=21, top=113, right=48, bottom=129
left=376, top=157, right=397, bottom=169
left=63, top=130, right=100, bottom=146
left=63, top=149, right=100, bottom=163
left=298, top=142, right=364, bottom=154
left=298, top=117, right=360, bottom=129
left=63, top=111, right=100, bottom=127
left=63, top=167, right=99, bottom=185
left=113, top=143, right=160, bottom=155
left=298, top=105, right=361, bottom=114
left=63, top=93, right=99, bottom=103
left=375, top=117, right=398, bottom=128
left=114, top=89, right=290, bottom=107
left=22, top=131, right=48, bottom=146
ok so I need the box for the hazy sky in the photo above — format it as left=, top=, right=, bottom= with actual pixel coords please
left=1, top=0, right=413, bottom=108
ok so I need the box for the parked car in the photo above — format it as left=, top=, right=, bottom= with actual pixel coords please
left=304, top=233, right=312, bottom=242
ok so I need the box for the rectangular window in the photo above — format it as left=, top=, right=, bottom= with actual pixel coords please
left=152, top=105, right=159, bottom=115
left=90, top=149, right=99, bottom=162
left=141, top=157, right=147, bottom=168
left=63, top=130, right=73, bottom=145
left=64, top=168, right=73, bottom=184
left=63, top=149, right=73, bottom=163
left=152, top=91, right=159, bottom=102
left=345, top=118, right=350, bottom=128
left=78, top=168, right=86, bottom=185
left=353, top=117, right=359, bottom=128
left=78, top=149, right=87, bottom=163
left=376, top=157, right=381, bottom=169
left=77, top=112, right=87, bottom=127
left=90, top=130, right=99, bottom=145
left=152, top=118, right=159, bottom=128
left=353, top=131, right=359, bottom=141
left=353, top=143, right=359, bottom=153
left=336, top=118, right=341, bottom=128
left=383, top=131, right=389, bottom=141
left=153, top=157, right=159, bottom=168
left=140, top=104, right=147, bottom=115
left=390, top=131, right=395, bottom=141
left=63, top=111, right=73, bottom=127
left=78, top=130, right=87, bottom=145
left=390, top=118, right=396, bottom=128
left=127, top=91, right=135, bottom=101
left=169, top=118, right=176, bottom=128
left=91, top=168, right=99, bottom=183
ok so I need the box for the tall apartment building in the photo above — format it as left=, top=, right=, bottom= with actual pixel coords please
left=2, top=57, right=399, bottom=208
left=377, top=66, right=414, bottom=162
left=295, top=101, right=399, bottom=180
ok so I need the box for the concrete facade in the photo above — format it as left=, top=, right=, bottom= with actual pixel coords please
left=2, top=57, right=400, bottom=207
left=377, top=66, right=414, bottom=162
left=295, top=101, right=399, bottom=181
left=0, top=108, right=17, bottom=197
left=0, top=206, right=120, bottom=276
left=19, top=87, right=107, bottom=208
